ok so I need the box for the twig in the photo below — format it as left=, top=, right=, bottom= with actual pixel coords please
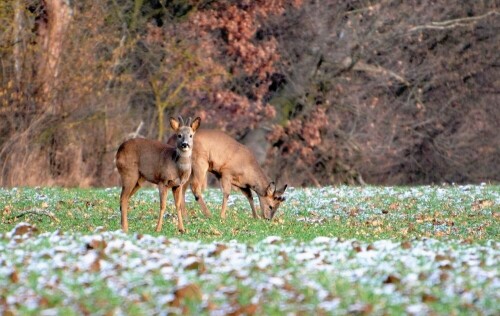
left=352, top=61, right=410, bottom=86
left=9, top=209, right=60, bottom=223
left=127, top=121, right=144, bottom=139
left=409, top=11, right=499, bottom=32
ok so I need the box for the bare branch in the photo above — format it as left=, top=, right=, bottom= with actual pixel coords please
left=409, top=10, right=499, bottom=32
left=352, top=60, right=410, bottom=86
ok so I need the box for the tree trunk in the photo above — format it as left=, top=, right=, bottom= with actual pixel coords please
left=13, top=1, right=25, bottom=89
left=37, top=0, right=73, bottom=112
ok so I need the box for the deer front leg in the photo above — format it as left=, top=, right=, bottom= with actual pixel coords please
left=240, top=187, right=258, bottom=219
left=181, top=181, right=190, bottom=221
left=173, top=185, right=185, bottom=233
left=155, top=184, right=168, bottom=232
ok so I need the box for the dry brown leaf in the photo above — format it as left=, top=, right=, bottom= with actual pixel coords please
left=383, top=274, right=401, bottom=284
left=9, top=270, right=19, bottom=283
left=422, top=293, right=438, bottom=303
left=184, top=257, right=206, bottom=273
left=210, top=227, right=222, bottom=236
left=89, top=258, right=101, bottom=272
left=11, top=223, right=38, bottom=237
left=401, top=241, right=412, bottom=249
left=349, top=208, right=359, bottom=217
left=209, top=243, right=228, bottom=257
left=171, top=283, right=202, bottom=307
left=389, top=202, right=399, bottom=210
left=439, top=272, right=449, bottom=282
left=228, top=304, right=258, bottom=316
left=472, top=199, right=494, bottom=211
left=86, top=239, right=107, bottom=251
left=3, top=205, right=12, bottom=216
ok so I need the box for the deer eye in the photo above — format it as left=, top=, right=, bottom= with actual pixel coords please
left=177, top=134, right=181, bottom=138
left=190, top=135, right=193, bottom=138
left=269, top=206, right=273, bottom=211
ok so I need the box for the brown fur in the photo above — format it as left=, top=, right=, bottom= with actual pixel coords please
left=116, top=117, right=200, bottom=232
left=169, top=129, right=287, bottom=219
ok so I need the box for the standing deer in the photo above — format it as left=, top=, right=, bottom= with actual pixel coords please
left=168, top=130, right=287, bottom=220
left=116, top=116, right=201, bottom=233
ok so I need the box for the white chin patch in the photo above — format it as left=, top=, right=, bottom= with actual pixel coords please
left=181, top=147, right=190, bottom=152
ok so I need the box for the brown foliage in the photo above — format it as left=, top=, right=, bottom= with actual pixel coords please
left=265, top=1, right=500, bottom=185
left=0, top=0, right=498, bottom=187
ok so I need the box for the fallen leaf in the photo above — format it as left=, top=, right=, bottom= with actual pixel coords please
left=228, top=304, right=258, bottom=316
left=389, top=202, right=399, bottom=210
left=472, top=199, right=494, bottom=211
left=86, top=239, right=107, bottom=251
left=422, top=293, right=438, bottom=303
left=9, top=270, right=19, bottom=283
left=209, top=243, right=228, bottom=257
left=383, top=274, right=401, bottom=284
left=210, top=227, right=222, bottom=236
left=171, top=283, right=202, bottom=307
left=10, top=223, right=38, bottom=237
left=401, top=241, right=412, bottom=249
left=184, top=257, right=206, bottom=273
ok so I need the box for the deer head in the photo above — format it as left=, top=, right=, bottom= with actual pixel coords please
left=259, top=182, right=288, bottom=219
left=169, top=116, right=201, bottom=153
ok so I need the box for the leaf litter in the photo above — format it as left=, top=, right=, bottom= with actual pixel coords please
left=1, top=223, right=498, bottom=315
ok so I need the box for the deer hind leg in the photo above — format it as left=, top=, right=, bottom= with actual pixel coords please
left=119, top=176, right=142, bottom=233
left=155, top=184, right=168, bottom=232
left=191, top=162, right=212, bottom=218
left=240, top=187, right=258, bottom=219
left=220, top=174, right=232, bottom=219
left=173, top=185, right=185, bottom=233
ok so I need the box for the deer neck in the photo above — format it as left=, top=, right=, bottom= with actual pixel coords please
left=251, top=167, right=271, bottom=197
left=174, top=148, right=192, bottom=174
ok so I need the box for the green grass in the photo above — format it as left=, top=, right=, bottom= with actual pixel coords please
left=1, top=185, right=498, bottom=242
left=0, top=185, right=499, bottom=315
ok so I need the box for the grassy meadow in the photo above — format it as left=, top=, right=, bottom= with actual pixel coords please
left=0, top=185, right=499, bottom=315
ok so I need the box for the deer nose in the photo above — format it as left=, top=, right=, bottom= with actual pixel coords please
left=180, top=142, right=189, bottom=149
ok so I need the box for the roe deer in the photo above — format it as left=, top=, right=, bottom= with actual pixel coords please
left=116, top=116, right=201, bottom=233
left=168, top=130, right=287, bottom=219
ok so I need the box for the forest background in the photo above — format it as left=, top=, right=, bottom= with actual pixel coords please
left=0, top=0, right=498, bottom=188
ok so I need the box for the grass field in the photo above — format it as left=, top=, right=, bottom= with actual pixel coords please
left=1, top=185, right=499, bottom=315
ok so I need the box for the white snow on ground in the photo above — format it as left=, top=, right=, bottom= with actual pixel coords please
left=0, top=223, right=498, bottom=315
left=0, top=185, right=498, bottom=314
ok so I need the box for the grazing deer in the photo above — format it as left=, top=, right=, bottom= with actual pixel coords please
left=168, top=130, right=287, bottom=219
left=116, top=116, right=201, bottom=233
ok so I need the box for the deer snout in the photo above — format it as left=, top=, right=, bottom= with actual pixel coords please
left=180, top=142, right=190, bottom=150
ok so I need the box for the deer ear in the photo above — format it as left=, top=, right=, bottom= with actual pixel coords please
left=266, top=182, right=276, bottom=196
left=191, top=117, right=201, bottom=132
left=169, top=117, right=180, bottom=132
